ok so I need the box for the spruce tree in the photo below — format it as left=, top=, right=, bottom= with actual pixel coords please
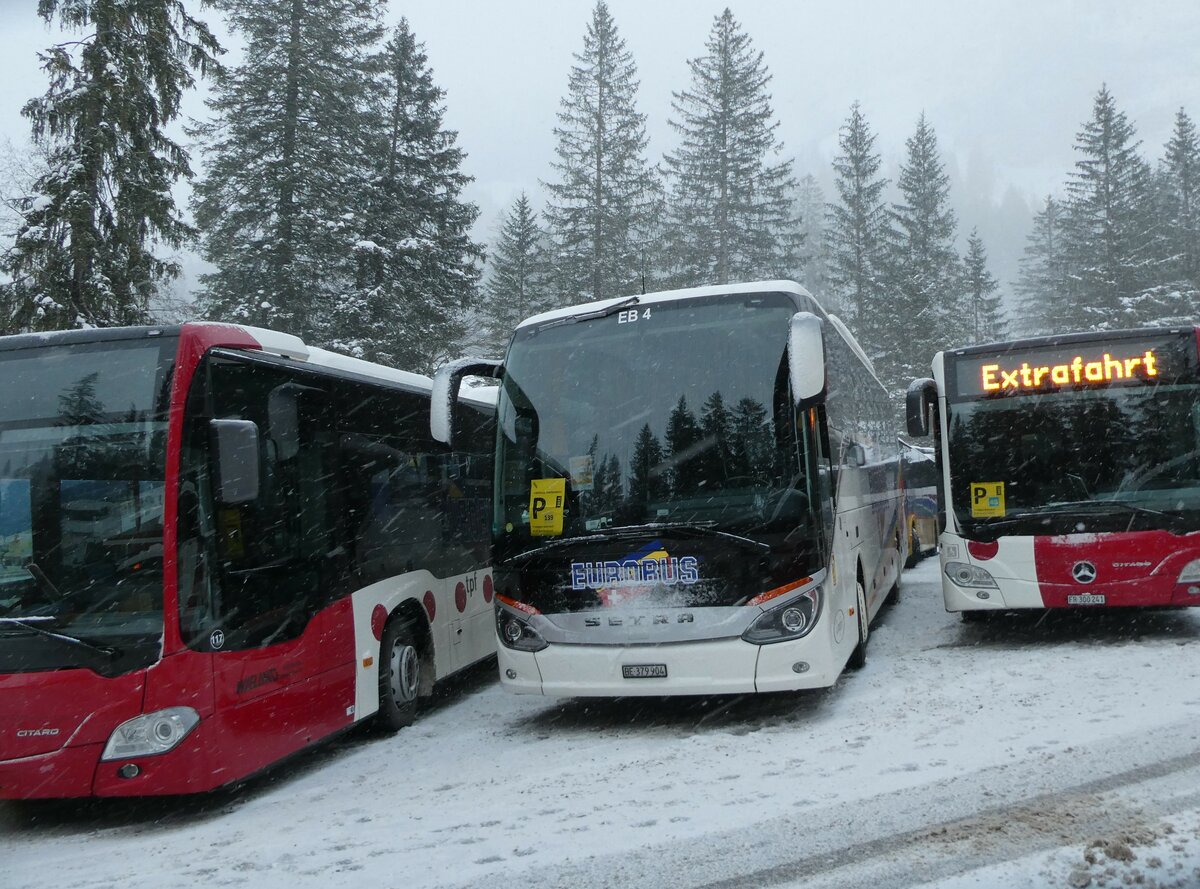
left=191, top=0, right=382, bottom=342
left=962, top=229, right=1003, bottom=342
left=665, top=395, right=703, bottom=495
left=543, top=1, right=653, bottom=305
left=1, top=0, right=220, bottom=332
left=663, top=8, right=798, bottom=286
left=1014, top=196, right=1071, bottom=335
left=793, top=174, right=828, bottom=305
left=729, top=397, right=771, bottom=482
left=825, top=102, right=890, bottom=337
left=337, top=19, right=483, bottom=372
left=1061, top=85, right=1157, bottom=328
left=883, top=113, right=960, bottom=389
left=1159, top=108, right=1200, bottom=289
left=699, top=390, right=733, bottom=489
left=477, top=193, right=547, bottom=357
left=628, top=424, right=667, bottom=506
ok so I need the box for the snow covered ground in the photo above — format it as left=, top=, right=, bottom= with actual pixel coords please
left=5, top=558, right=1200, bottom=888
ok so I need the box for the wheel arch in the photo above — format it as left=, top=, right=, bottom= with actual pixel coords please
left=385, top=598, right=436, bottom=697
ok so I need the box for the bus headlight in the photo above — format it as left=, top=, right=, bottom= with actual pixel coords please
left=1177, top=559, right=1200, bottom=583
left=944, top=562, right=998, bottom=589
left=496, top=609, right=547, bottom=653
left=743, top=585, right=821, bottom=645
left=100, top=707, right=200, bottom=761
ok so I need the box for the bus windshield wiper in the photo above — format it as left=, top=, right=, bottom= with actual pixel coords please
left=537, top=295, right=640, bottom=331
left=0, top=617, right=121, bottom=658
left=974, top=500, right=1188, bottom=533
left=506, top=521, right=770, bottom=564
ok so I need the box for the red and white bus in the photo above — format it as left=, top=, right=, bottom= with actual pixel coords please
left=0, top=322, right=495, bottom=799
left=435, top=281, right=905, bottom=697
left=908, top=326, right=1200, bottom=618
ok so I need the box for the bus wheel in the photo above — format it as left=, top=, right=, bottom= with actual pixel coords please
left=848, top=582, right=869, bottom=670
left=890, top=529, right=903, bottom=603
left=904, top=528, right=920, bottom=569
left=378, top=617, right=421, bottom=731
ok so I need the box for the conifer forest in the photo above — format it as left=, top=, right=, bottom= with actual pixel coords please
left=0, top=1, right=1197, bottom=393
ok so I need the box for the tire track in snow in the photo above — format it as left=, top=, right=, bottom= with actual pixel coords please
left=443, top=717, right=1200, bottom=889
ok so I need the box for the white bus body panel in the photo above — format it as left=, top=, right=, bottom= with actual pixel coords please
left=499, top=612, right=851, bottom=697
left=937, top=532, right=1043, bottom=611
left=932, top=351, right=1048, bottom=613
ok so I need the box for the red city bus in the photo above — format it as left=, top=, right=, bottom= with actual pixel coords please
left=908, top=326, right=1200, bottom=618
left=0, top=323, right=495, bottom=798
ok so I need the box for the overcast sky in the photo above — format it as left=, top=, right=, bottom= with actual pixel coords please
left=2, top=0, right=1200, bottom=291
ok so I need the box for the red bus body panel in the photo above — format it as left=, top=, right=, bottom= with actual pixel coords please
left=1033, top=531, right=1200, bottom=607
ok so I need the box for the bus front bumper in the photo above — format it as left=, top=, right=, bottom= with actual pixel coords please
left=497, top=633, right=843, bottom=697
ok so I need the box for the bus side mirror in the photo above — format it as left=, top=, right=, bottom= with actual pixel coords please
left=431, top=358, right=503, bottom=449
left=847, top=442, right=867, bottom=467
left=906, top=378, right=938, bottom=437
left=210, top=419, right=261, bottom=505
left=788, top=312, right=826, bottom=407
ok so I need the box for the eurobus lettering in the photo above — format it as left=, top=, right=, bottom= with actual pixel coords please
left=433, top=280, right=905, bottom=696
left=908, top=327, right=1200, bottom=618
left=0, top=323, right=495, bottom=799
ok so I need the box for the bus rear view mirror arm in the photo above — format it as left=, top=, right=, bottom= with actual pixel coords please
left=431, top=358, right=504, bottom=449
left=788, top=312, right=827, bottom=407
left=906, top=378, right=938, bottom=437
left=210, top=419, right=261, bottom=505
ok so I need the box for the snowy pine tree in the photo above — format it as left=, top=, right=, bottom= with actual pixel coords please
left=337, top=19, right=484, bottom=372
left=1062, top=85, right=1158, bottom=329
left=793, top=174, right=828, bottom=305
left=825, top=102, right=890, bottom=338
left=883, top=113, right=961, bottom=388
left=191, top=0, right=382, bottom=342
left=1013, top=196, right=1072, bottom=335
left=543, top=1, right=654, bottom=305
left=1, top=0, right=220, bottom=332
left=663, top=8, right=798, bottom=286
left=962, top=229, right=1003, bottom=342
left=1158, top=108, right=1200, bottom=290
left=477, top=192, right=548, bottom=357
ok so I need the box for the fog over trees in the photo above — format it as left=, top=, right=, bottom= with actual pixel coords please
left=0, top=1, right=1196, bottom=391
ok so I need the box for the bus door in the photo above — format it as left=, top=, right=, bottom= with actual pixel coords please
left=183, top=356, right=353, bottom=765
left=444, top=450, right=494, bottom=670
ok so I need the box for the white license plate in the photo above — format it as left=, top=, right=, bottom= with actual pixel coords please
left=1067, top=593, right=1106, bottom=606
left=622, top=664, right=667, bottom=679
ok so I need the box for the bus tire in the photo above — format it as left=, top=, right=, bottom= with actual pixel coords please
left=904, top=528, right=920, bottom=569
left=378, top=616, right=421, bottom=732
left=848, top=581, right=869, bottom=670
left=891, top=528, right=904, bottom=603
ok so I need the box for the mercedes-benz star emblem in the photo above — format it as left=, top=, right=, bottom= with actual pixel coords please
left=1072, top=561, right=1097, bottom=584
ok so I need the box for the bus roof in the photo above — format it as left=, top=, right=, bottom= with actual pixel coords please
left=515, top=279, right=818, bottom=330
left=0, top=322, right=498, bottom=407
left=943, top=324, right=1198, bottom=360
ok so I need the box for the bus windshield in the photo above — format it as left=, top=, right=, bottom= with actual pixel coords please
left=496, top=293, right=808, bottom=550
left=947, top=382, right=1200, bottom=538
left=0, top=336, right=174, bottom=674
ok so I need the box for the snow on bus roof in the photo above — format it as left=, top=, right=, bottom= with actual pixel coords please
left=192, top=322, right=495, bottom=407
left=515, top=279, right=816, bottom=329
left=509, top=281, right=887, bottom=394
